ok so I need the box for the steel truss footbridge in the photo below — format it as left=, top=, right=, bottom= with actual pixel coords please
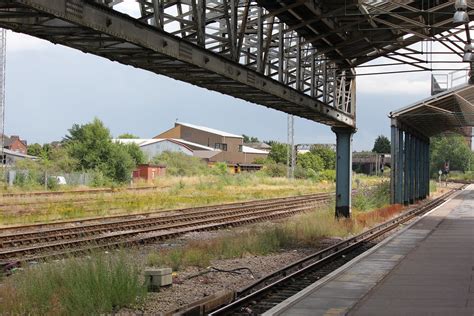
left=0, top=0, right=472, bottom=216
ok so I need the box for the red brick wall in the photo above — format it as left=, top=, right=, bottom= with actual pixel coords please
left=8, top=139, right=27, bottom=155
left=133, top=165, right=166, bottom=183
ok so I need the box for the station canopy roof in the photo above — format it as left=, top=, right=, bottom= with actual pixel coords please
left=390, top=83, right=474, bottom=138
left=257, top=0, right=472, bottom=69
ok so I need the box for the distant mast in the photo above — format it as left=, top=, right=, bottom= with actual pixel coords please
left=0, top=29, right=5, bottom=163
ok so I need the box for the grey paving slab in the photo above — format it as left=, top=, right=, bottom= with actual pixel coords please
left=266, top=185, right=474, bottom=316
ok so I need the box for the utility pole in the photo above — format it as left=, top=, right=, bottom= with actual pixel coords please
left=0, top=29, right=6, bottom=164
left=287, top=114, right=295, bottom=179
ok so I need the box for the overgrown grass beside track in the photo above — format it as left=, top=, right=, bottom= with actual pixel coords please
left=146, top=182, right=397, bottom=271
left=0, top=180, right=419, bottom=315
left=1, top=174, right=382, bottom=226
left=0, top=252, right=146, bottom=315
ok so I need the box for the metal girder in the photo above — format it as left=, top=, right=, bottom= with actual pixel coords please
left=0, top=0, right=469, bottom=127
left=0, top=0, right=357, bottom=127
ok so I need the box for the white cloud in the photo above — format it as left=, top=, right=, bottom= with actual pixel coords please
left=6, top=30, right=54, bottom=52
left=114, top=1, right=141, bottom=18
left=357, top=73, right=430, bottom=95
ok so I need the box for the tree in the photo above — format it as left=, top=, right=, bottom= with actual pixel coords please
left=123, top=143, right=146, bottom=165
left=47, top=147, right=79, bottom=173
left=27, top=143, right=43, bottom=157
left=152, top=151, right=209, bottom=176
left=268, top=142, right=289, bottom=164
left=65, top=118, right=113, bottom=171
left=242, top=134, right=259, bottom=143
left=103, top=144, right=135, bottom=183
left=117, top=133, right=140, bottom=139
left=310, top=145, right=336, bottom=169
left=372, top=135, right=391, bottom=154
left=297, top=152, right=324, bottom=172
left=430, top=134, right=471, bottom=173
left=64, top=118, right=139, bottom=183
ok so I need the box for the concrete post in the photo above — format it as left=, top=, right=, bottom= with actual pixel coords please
left=332, top=127, right=354, bottom=218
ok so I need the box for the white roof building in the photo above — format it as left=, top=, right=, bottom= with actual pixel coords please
left=176, top=122, right=243, bottom=138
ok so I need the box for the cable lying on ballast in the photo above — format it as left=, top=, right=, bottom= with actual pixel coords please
left=185, top=266, right=255, bottom=280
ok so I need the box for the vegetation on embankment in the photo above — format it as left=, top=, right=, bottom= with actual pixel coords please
left=146, top=183, right=395, bottom=271
left=0, top=173, right=382, bottom=226
left=0, top=181, right=441, bottom=316
left=0, top=252, right=146, bottom=315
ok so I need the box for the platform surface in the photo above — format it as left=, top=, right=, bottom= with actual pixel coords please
left=265, top=186, right=474, bottom=316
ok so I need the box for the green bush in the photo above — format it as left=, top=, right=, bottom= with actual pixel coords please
left=46, top=176, right=60, bottom=190
left=318, top=169, right=336, bottom=182
left=90, top=170, right=113, bottom=187
left=65, top=118, right=139, bottom=183
left=353, top=181, right=390, bottom=211
left=212, top=162, right=229, bottom=175
left=297, top=152, right=324, bottom=172
left=260, top=162, right=286, bottom=177
left=13, top=171, right=42, bottom=189
left=294, top=165, right=309, bottom=179
left=153, top=151, right=209, bottom=176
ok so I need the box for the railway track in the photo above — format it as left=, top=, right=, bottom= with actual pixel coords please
left=204, top=186, right=465, bottom=316
left=0, top=185, right=164, bottom=198
left=0, top=186, right=170, bottom=213
left=0, top=193, right=333, bottom=265
left=0, top=192, right=329, bottom=232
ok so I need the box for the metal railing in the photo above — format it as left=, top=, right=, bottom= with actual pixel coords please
left=431, top=68, right=469, bottom=95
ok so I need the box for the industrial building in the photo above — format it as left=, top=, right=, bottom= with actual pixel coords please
left=154, top=122, right=269, bottom=164
left=115, top=122, right=269, bottom=166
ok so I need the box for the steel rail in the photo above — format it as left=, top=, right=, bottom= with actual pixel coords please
left=0, top=193, right=328, bottom=232
left=0, top=194, right=329, bottom=247
left=0, top=185, right=164, bottom=198
left=0, top=194, right=334, bottom=265
left=209, top=186, right=465, bottom=315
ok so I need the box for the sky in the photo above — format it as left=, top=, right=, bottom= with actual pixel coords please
left=4, top=6, right=463, bottom=151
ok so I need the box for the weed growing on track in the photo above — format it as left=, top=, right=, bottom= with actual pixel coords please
left=145, top=182, right=395, bottom=271
left=0, top=252, right=146, bottom=315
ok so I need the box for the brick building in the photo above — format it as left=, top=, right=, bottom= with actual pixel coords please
left=132, top=164, right=166, bottom=183
left=1, top=134, right=27, bottom=155
left=154, top=122, right=268, bottom=164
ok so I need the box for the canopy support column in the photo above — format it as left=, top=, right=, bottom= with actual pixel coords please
left=332, top=127, right=355, bottom=218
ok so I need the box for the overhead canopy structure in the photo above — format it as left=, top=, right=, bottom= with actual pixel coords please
left=258, top=0, right=472, bottom=71
left=0, top=0, right=473, bottom=218
left=390, top=75, right=474, bottom=207
left=390, top=83, right=474, bottom=138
